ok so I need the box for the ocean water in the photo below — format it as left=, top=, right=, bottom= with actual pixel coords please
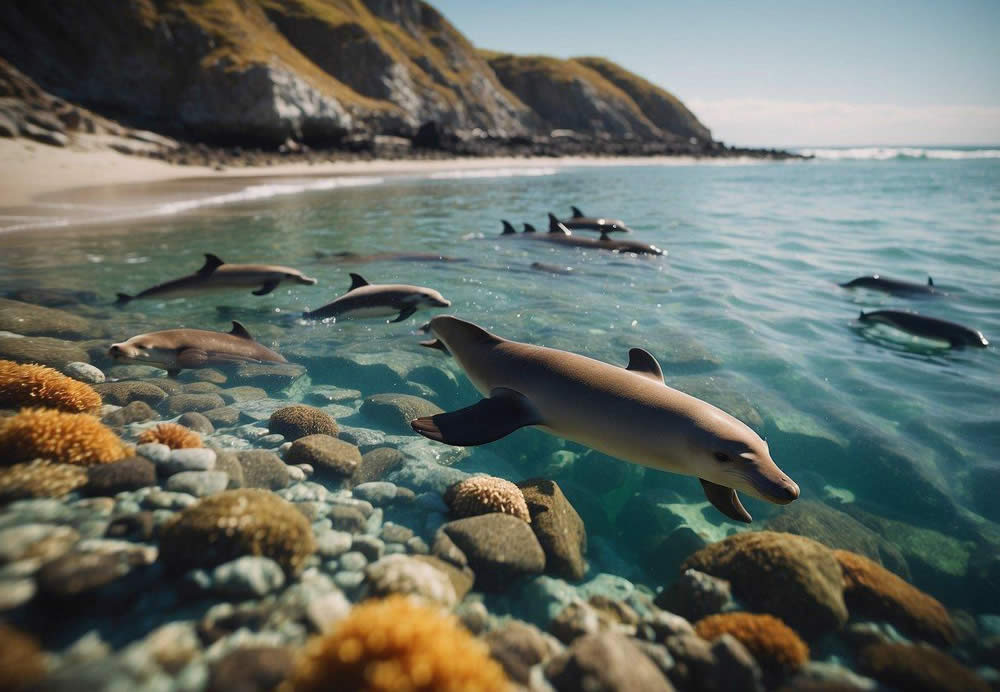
left=1, top=152, right=999, bottom=647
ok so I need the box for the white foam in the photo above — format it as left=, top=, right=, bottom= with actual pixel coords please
left=428, top=167, right=558, bottom=180
left=797, top=147, right=1000, bottom=161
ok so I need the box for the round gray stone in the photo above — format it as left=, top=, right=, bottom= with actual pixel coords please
left=166, top=471, right=230, bottom=497
left=64, top=361, right=105, bottom=384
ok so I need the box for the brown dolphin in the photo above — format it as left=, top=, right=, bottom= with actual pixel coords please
left=115, top=254, right=317, bottom=304
left=500, top=219, right=664, bottom=256
left=303, top=273, right=451, bottom=323
left=108, top=321, right=287, bottom=376
left=411, top=316, right=798, bottom=522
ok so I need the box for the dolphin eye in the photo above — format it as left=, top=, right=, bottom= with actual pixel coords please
left=714, top=452, right=731, bottom=463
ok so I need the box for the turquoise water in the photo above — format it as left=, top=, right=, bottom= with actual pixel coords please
left=2, top=153, right=999, bottom=616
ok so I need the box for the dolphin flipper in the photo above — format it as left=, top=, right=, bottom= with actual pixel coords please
left=175, top=348, right=209, bottom=369
left=114, top=293, right=133, bottom=306
left=420, top=338, right=450, bottom=355
left=390, top=306, right=417, bottom=323
left=411, top=387, right=542, bottom=446
left=252, top=280, right=281, bottom=296
left=700, top=479, right=752, bottom=523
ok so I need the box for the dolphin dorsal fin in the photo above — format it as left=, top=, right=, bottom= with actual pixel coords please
left=229, top=321, right=253, bottom=339
left=199, top=253, right=225, bottom=275
left=523, top=223, right=537, bottom=233
left=571, top=205, right=585, bottom=218
left=928, top=276, right=934, bottom=286
left=501, top=220, right=516, bottom=235
left=859, top=310, right=866, bottom=319
left=626, top=347, right=664, bottom=382
left=348, top=273, right=370, bottom=290
left=547, top=213, right=570, bottom=235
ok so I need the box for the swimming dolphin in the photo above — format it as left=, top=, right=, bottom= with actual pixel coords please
left=858, top=310, right=988, bottom=347
left=499, top=219, right=664, bottom=256
left=840, top=274, right=940, bottom=296
left=303, top=273, right=451, bottom=322
left=108, top=321, right=287, bottom=376
left=411, top=316, right=798, bottom=522
left=115, top=254, right=317, bottom=305
left=560, top=205, right=633, bottom=233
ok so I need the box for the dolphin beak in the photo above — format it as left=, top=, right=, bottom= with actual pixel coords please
left=437, top=298, right=452, bottom=307
left=300, top=276, right=318, bottom=285
left=108, top=344, right=126, bottom=359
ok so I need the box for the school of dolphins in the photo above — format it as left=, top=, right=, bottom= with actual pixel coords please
left=108, top=206, right=989, bottom=521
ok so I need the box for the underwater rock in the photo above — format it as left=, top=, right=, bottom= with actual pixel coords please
left=519, top=478, right=588, bottom=581
left=550, top=600, right=633, bottom=644
left=166, top=470, right=230, bottom=497
left=285, top=434, right=361, bottom=482
left=179, top=367, right=228, bottom=384
left=646, top=526, right=710, bottom=582
left=361, top=392, right=444, bottom=432
left=182, top=380, right=222, bottom=394
left=160, top=447, right=217, bottom=475
left=338, top=425, right=386, bottom=451
left=709, top=634, right=765, bottom=692
left=661, top=632, right=715, bottom=690
left=655, top=568, right=734, bottom=622
left=35, top=549, right=142, bottom=600
left=231, top=361, right=306, bottom=390
left=764, top=500, right=910, bottom=580
left=779, top=661, right=881, bottom=691
left=203, top=406, right=240, bottom=427
left=446, top=475, right=531, bottom=523
left=328, top=505, right=367, bottom=534
left=0, top=335, right=91, bottom=370
left=0, top=297, right=95, bottom=339
left=0, top=523, right=79, bottom=564
left=84, top=457, right=156, bottom=496
left=407, top=365, right=460, bottom=404
left=0, top=459, right=88, bottom=502
left=857, top=642, right=989, bottom=692
left=268, top=405, right=338, bottom=441
left=385, top=455, right=470, bottom=495
left=834, top=549, right=956, bottom=647
left=93, top=381, right=167, bottom=407
left=235, top=450, right=290, bottom=490
left=682, top=531, right=847, bottom=639
left=305, top=385, right=361, bottom=406
left=352, top=481, right=398, bottom=506
left=177, top=411, right=214, bottom=434
left=218, top=385, right=269, bottom=404
left=208, top=556, right=286, bottom=599
left=159, top=489, right=315, bottom=575
left=484, top=619, right=562, bottom=686
left=105, top=512, right=155, bottom=542
left=546, top=631, right=674, bottom=692
left=207, top=646, right=295, bottom=692
left=101, top=400, right=157, bottom=427
left=364, top=554, right=457, bottom=606
left=440, top=513, right=545, bottom=590
left=161, top=392, right=226, bottom=415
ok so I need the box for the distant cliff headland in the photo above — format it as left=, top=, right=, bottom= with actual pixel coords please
left=0, top=0, right=797, bottom=164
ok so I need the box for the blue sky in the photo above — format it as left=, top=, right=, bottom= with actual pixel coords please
left=432, top=0, right=1000, bottom=147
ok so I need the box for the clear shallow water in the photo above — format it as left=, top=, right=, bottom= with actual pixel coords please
left=2, top=156, right=999, bottom=614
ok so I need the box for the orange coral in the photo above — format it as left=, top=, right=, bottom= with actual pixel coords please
left=0, top=624, right=46, bottom=691
left=695, top=613, right=809, bottom=672
left=159, top=489, right=316, bottom=575
left=284, top=596, right=512, bottom=692
left=0, top=408, right=131, bottom=466
left=0, top=459, right=89, bottom=502
left=445, top=476, right=531, bottom=523
left=857, top=643, right=989, bottom=692
left=833, top=549, right=956, bottom=647
left=0, top=360, right=102, bottom=413
left=137, top=422, right=202, bottom=449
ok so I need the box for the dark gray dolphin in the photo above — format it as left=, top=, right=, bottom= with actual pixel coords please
left=560, top=205, right=633, bottom=233
left=498, top=219, right=664, bottom=256
left=858, top=310, right=988, bottom=347
left=109, top=321, right=287, bottom=376
left=840, top=274, right=940, bottom=296
left=412, top=316, right=798, bottom=522
left=303, top=273, right=451, bottom=323
left=115, top=254, right=316, bottom=305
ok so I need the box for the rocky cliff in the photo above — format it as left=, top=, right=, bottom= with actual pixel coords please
left=0, top=0, right=720, bottom=152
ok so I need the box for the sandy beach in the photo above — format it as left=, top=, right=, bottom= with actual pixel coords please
left=0, top=137, right=725, bottom=235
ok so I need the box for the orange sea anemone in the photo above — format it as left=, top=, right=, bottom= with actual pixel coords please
left=0, top=360, right=102, bottom=413
left=283, top=595, right=511, bottom=692
left=0, top=408, right=131, bottom=466
left=137, top=422, right=202, bottom=449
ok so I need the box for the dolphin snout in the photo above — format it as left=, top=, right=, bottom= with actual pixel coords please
left=108, top=344, right=124, bottom=358
left=768, top=476, right=800, bottom=505
left=435, top=298, right=452, bottom=307
left=298, top=276, right=318, bottom=285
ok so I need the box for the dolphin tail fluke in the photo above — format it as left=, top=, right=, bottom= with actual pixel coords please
left=700, top=479, right=752, bottom=523
left=410, top=387, right=542, bottom=446
left=501, top=220, right=517, bottom=235
left=114, top=293, right=133, bottom=306
left=570, top=205, right=585, bottom=218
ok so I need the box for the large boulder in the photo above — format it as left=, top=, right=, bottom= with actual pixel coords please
left=440, top=513, right=545, bottom=590
left=0, top=298, right=95, bottom=339
left=518, top=478, right=587, bottom=581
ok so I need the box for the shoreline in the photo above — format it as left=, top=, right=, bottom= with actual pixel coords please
left=0, top=137, right=786, bottom=235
